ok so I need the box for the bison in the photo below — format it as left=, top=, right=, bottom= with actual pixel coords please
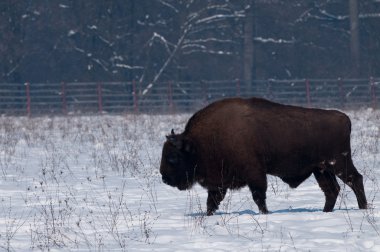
left=160, top=97, right=368, bottom=215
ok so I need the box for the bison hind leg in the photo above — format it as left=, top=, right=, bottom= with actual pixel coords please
left=334, top=160, right=368, bottom=210
left=313, top=170, right=340, bottom=212
left=248, top=184, right=269, bottom=214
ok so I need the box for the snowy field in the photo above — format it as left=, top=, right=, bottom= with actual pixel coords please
left=0, top=109, right=379, bottom=251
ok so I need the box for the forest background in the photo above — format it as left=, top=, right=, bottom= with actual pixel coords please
left=1, top=0, right=379, bottom=91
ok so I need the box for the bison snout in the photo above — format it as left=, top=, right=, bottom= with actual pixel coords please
left=162, top=175, right=173, bottom=185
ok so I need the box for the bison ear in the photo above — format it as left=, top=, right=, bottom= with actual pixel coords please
left=182, top=138, right=195, bottom=154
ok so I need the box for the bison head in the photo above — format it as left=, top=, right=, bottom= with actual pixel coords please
left=160, top=130, right=196, bottom=191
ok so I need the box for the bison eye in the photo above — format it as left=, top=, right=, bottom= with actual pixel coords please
left=167, top=154, right=179, bottom=165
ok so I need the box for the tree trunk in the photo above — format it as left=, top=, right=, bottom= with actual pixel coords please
left=243, top=0, right=255, bottom=95
left=349, top=0, right=360, bottom=77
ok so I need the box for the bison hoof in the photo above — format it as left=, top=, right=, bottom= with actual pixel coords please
left=359, top=203, right=368, bottom=209
left=206, top=209, right=215, bottom=216
left=259, top=206, right=269, bottom=214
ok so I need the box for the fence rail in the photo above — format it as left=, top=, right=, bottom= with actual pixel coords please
left=0, top=78, right=379, bottom=115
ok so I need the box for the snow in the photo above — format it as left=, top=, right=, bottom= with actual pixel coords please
left=115, top=63, right=144, bottom=70
left=254, top=36, right=296, bottom=44
left=0, top=109, right=379, bottom=251
left=143, top=83, right=153, bottom=95
left=67, top=30, right=76, bottom=37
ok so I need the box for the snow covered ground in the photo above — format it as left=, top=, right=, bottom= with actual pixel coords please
left=0, top=109, right=379, bottom=251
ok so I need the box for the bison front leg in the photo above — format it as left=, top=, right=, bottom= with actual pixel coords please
left=206, top=188, right=227, bottom=216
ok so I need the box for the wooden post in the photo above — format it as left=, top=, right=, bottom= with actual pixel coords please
left=168, top=81, right=174, bottom=113
left=133, top=80, right=139, bottom=113
left=305, top=79, right=311, bottom=107
left=25, top=82, right=31, bottom=117
left=370, top=77, right=377, bottom=109
left=236, top=79, right=241, bottom=97
left=61, top=82, right=67, bottom=115
left=202, top=81, right=208, bottom=105
left=97, top=83, right=103, bottom=113
left=267, top=79, right=273, bottom=100
left=338, top=78, right=345, bottom=108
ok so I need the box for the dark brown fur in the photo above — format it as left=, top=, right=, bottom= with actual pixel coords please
left=160, top=97, right=368, bottom=215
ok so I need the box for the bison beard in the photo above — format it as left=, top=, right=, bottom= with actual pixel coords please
left=159, top=97, right=368, bottom=215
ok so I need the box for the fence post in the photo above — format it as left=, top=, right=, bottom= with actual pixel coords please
left=202, top=81, right=208, bottom=105
left=97, top=83, right=103, bottom=113
left=338, top=78, right=345, bottom=108
left=305, top=79, right=311, bottom=107
left=25, top=82, right=31, bottom=117
left=370, top=77, right=377, bottom=109
left=266, top=79, right=273, bottom=100
left=133, top=80, right=139, bottom=113
left=61, top=82, right=67, bottom=115
left=236, top=79, right=241, bottom=97
left=168, top=81, right=174, bottom=113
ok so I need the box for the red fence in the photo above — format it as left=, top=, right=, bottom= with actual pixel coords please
left=0, top=78, right=379, bottom=115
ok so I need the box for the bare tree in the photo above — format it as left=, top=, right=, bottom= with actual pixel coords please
left=349, top=0, right=360, bottom=77
left=1, top=1, right=380, bottom=84
left=140, top=1, right=245, bottom=95
left=243, top=0, right=254, bottom=94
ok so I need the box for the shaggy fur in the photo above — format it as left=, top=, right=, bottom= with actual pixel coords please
left=160, top=97, right=368, bottom=215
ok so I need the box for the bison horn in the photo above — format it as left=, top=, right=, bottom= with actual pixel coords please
left=166, top=131, right=183, bottom=150
left=166, top=129, right=176, bottom=141
left=166, top=129, right=177, bottom=142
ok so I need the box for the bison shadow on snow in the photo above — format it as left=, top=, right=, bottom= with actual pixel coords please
left=186, top=208, right=321, bottom=217
left=186, top=207, right=362, bottom=217
left=160, top=97, right=368, bottom=215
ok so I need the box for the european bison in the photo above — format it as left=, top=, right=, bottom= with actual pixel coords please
left=160, top=97, right=368, bottom=215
